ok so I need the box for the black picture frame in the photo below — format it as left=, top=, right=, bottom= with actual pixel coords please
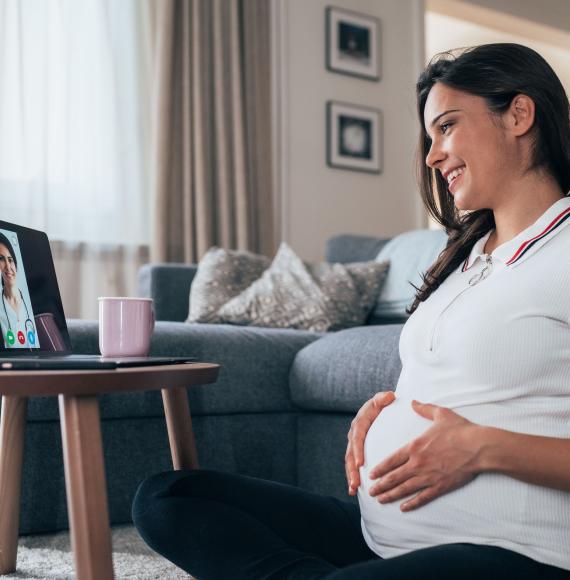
left=326, top=6, right=381, bottom=81
left=327, top=101, right=382, bottom=174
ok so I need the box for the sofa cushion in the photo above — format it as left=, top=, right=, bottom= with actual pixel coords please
left=217, top=243, right=389, bottom=332
left=371, top=229, right=447, bottom=320
left=187, top=247, right=271, bottom=323
left=216, top=243, right=332, bottom=331
left=24, top=319, right=323, bottom=423
left=308, top=259, right=390, bottom=330
left=290, top=325, right=403, bottom=413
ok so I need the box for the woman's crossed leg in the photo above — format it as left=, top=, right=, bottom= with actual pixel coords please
left=132, top=469, right=569, bottom=580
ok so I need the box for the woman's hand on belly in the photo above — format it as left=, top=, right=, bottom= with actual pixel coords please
left=368, top=400, right=484, bottom=511
left=345, top=391, right=396, bottom=496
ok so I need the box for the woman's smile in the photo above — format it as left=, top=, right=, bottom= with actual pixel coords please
left=445, top=166, right=466, bottom=194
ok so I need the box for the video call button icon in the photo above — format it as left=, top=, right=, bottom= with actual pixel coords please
left=6, top=330, right=15, bottom=345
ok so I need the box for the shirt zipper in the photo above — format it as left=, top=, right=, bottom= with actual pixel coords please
left=429, top=255, right=493, bottom=352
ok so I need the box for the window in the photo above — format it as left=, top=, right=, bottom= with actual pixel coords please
left=0, top=0, right=151, bottom=245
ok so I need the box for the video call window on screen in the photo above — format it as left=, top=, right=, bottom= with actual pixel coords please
left=0, top=228, right=40, bottom=349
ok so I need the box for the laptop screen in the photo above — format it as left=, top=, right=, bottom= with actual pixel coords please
left=0, top=221, right=72, bottom=355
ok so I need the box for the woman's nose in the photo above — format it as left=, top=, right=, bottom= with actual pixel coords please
left=425, top=140, right=446, bottom=168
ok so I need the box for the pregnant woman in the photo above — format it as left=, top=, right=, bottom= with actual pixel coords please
left=133, top=43, right=570, bottom=579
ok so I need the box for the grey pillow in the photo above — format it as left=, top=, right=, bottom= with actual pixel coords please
left=187, top=247, right=270, bottom=323
left=372, top=228, right=448, bottom=319
left=216, top=242, right=390, bottom=332
left=307, top=261, right=389, bottom=330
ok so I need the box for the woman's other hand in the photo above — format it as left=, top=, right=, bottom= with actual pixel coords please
left=368, top=400, right=483, bottom=511
left=345, top=391, right=396, bottom=496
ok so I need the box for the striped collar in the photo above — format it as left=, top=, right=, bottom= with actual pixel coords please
left=462, top=196, right=570, bottom=272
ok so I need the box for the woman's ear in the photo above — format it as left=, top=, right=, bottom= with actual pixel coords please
left=506, top=94, right=535, bottom=137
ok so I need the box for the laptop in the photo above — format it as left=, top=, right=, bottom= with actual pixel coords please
left=0, top=220, right=196, bottom=370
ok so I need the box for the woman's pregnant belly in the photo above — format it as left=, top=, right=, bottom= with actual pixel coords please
left=361, top=396, right=433, bottom=472
left=358, top=397, right=431, bottom=526
left=356, top=396, right=535, bottom=559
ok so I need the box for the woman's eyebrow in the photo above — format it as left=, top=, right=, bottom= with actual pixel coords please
left=429, top=109, right=461, bottom=128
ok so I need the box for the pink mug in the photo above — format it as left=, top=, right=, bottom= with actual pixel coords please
left=98, top=297, right=155, bottom=357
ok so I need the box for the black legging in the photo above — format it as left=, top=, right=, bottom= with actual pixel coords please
left=132, top=469, right=570, bottom=580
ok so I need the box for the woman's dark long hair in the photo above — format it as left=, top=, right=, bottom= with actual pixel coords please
left=407, top=43, right=570, bottom=316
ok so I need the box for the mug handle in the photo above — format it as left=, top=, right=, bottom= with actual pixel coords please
left=149, top=307, right=155, bottom=334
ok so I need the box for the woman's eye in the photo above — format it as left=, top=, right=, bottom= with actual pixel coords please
left=440, top=122, right=453, bottom=134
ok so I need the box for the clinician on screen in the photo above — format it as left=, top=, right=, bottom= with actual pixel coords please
left=0, top=233, right=36, bottom=349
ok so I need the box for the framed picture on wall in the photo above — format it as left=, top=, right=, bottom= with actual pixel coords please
left=327, top=101, right=382, bottom=174
left=326, top=6, right=381, bottom=81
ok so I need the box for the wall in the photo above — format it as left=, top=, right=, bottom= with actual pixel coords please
left=426, top=10, right=570, bottom=92
left=450, top=0, right=570, bottom=35
left=272, top=0, right=426, bottom=262
left=423, top=0, right=570, bottom=229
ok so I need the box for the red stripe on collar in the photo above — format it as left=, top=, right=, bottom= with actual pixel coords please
left=462, top=205, right=570, bottom=272
left=506, top=206, right=570, bottom=266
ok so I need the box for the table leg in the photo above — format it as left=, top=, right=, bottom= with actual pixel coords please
left=59, top=394, right=114, bottom=580
left=0, top=396, right=28, bottom=574
left=161, top=387, right=199, bottom=470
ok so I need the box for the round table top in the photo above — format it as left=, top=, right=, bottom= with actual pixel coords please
left=0, top=362, right=220, bottom=397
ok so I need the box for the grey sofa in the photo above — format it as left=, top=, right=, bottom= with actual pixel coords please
left=17, top=234, right=405, bottom=535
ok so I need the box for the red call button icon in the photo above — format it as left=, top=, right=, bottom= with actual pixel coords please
left=17, top=331, right=26, bottom=345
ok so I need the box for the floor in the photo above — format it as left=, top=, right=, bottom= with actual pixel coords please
left=5, top=525, right=192, bottom=579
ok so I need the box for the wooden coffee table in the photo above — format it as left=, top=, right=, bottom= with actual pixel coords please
left=0, top=362, right=219, bottom=580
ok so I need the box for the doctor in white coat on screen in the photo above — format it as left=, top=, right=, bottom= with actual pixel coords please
left=0, top=232, right=35, bottom=349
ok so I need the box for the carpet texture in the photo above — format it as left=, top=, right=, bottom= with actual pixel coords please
left=4, top=525, right=192, bottom=579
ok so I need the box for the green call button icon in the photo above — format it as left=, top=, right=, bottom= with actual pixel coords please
left=6, top=330, right=15, bottom=345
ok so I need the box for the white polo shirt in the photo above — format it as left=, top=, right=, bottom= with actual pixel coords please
left=358, top=195, right=570, bottom=571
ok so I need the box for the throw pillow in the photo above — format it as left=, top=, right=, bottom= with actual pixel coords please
left=307, top=260, right=389, bottom=330
left=187, top=247, right=271, bottom=323
left=372, top=228, right=448, bottom=320
left=216, top=242, right=389, bottom=332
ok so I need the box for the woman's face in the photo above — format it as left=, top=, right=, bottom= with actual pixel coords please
left=0, top=243, right=17, bottom=287
left=423, top=83, right=519, bottom=211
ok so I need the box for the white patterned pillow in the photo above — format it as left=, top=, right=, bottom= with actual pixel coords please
left=187, top=247, right=270, bottom=323
left=216, top=243, right=389, bottom=332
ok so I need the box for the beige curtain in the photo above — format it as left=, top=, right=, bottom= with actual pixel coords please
left=151, top=0, right=274, bottom=263
left=51, top=242, right=150, bottom=320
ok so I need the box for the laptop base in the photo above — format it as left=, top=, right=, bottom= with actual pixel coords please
left=0, top=356, right=197, bottom=371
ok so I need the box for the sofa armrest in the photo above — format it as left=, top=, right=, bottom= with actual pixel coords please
left=138, top=263, right=198, bottom=322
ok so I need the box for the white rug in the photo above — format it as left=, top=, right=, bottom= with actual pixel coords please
left=3, top=525, right=193, bottom=579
